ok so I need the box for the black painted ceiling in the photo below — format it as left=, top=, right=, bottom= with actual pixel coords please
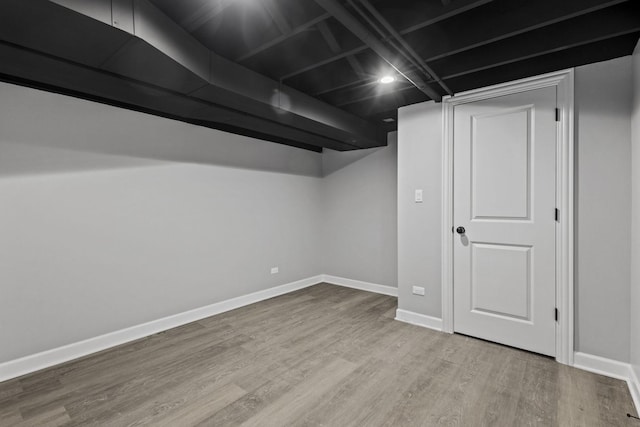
left=169, top=1, right=638, bottom=105
left=150, top=0, right=640, bottom=121
left=0, top=0, right=639, bottom=151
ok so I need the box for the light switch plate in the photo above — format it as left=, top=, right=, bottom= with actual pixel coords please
left=415, top=189, right=423, bottom=203
left=412, top=286, right=425, bottom=296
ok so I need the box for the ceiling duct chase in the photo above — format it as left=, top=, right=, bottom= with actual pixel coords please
left=0, top=0, right=387, bottom=151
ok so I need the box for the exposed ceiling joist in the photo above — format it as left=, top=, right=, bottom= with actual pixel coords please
left=398, top=0, right=496, bottom=35
left=236, top=13, right=331, bottom=62
left=344, top=0, right=442, bottom=93
left=313, top=77, right=375, bottom=97
left=351, top=27, right=639, bottom=119
left=3, top=0, right=637, bottom=145
left=429, top=3, right=640, bottom=81
left=279, top=0, right=495, bottom=83
left=262, top=0, right=293, bottom=35
left=416, top=0, right=630, bottom=62
left=316, top=20, right=366, bottom=77
left=336, top=24, right=640, bottom=108
left=280, top=45, right=369, bottom=81
left=299, top=0, right=635, bottom=106
left=443, top=31, right=639, bottom=94
left=439, top=28, right=640, bottom=82
left=313, top=0, right=442, bottom=101
left=345, top=56, right=366, bottom=77
left=336, top=82, right=415, bottom=107
left=356, top=0, right=452, bottom=95
left=316, top=20, right=341, bottom=53
left=180, top=0, right=234, bottom=33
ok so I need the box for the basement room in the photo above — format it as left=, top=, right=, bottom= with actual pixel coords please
left=0, top=0, right=639, bottom=425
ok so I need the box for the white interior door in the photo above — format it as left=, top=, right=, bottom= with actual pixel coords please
left=453, top=86, right=557, bottom=356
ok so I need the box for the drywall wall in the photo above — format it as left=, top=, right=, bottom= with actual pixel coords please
left=320, top=133, right=398, bottom=287
left=631, top=41, right=640, bottom=382
left=397, top=101, right=443, bottom=317
left=3, top=55, right=636, bottom=367
left=397, top=56, right=633, bottom=362
left=0, top=78, right=401, bottom=366
left=0, top=81, right=323, bottom=363
left=575, top=56, right=632, bottom=362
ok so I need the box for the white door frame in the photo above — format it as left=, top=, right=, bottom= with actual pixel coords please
left=441, top=69, right=575, bottom=365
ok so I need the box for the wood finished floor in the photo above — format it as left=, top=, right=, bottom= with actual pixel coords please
left=0, top=283, right=636, bottom=426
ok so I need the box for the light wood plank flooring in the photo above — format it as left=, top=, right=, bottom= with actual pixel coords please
left=0, top=283, right=636, bottom=426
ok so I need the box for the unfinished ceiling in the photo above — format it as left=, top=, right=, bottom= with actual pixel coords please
left=0, top=0, right=638, bottom=151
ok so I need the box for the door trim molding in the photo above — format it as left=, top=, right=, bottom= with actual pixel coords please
left=441, top=69, right=575, bottom=365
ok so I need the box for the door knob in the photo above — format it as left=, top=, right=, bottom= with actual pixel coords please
left=456, top=226, right=466, bottom=234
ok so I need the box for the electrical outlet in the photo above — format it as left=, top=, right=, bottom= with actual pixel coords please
left=412, top=286, right=425, bottom=296
left=271, top=267, right=279, bottom=274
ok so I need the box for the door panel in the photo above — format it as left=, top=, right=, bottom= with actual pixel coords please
left=472, top=106, right=531, bottom=220
left=471, top=242, right=531, bottom=321
left=453, top=86, right=556, bottom=357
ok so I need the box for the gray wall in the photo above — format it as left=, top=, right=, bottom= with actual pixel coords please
left=320, top=133, right=398, bottom=287
left=397, top=102, right=443, bottom=316
left=0, top=82, right=323, bottom=363
left=397, top=57, right=633, bottom=362
left=3, top=56, right=636, bottom=366
left=631, top=42, right=640, bottom=379
left=575, top=56, right=632, bottom=362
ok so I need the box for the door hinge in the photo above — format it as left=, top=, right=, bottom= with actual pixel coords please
left=555, top=108, right=560, bottom=122
left=555, top=208, right=559, bottom=222
left=555, top=308, right=559, bottom=322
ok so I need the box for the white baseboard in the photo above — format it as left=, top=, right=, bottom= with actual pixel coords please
left=321, top=274, right=398, bottom=297
left=5, top=275, right=638, bottom=416
left=573, top=352, right=631, bottom=381
left=395, top=309, right=443, bottom=332
left=629, top=366, right=640, bottom=415
left=0, top=274, right=396, bottom=383
left=0, top=275, right=323, bottom=383
left=573, top=352, right=639, bottom=413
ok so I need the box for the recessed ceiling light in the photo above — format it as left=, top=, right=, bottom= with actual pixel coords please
left=379, top=75, right=395, bottom=84
left=382, top=117, right=395, bottom=123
